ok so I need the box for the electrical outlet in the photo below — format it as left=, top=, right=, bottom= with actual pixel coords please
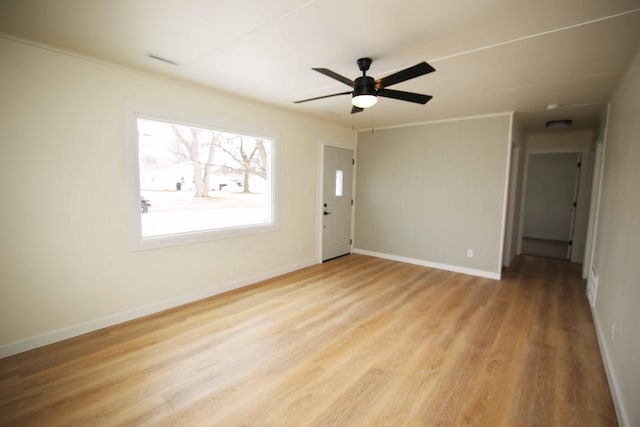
left=466, top=249, right=474, bottom=258
left=610, top=322, right=615, bottom=339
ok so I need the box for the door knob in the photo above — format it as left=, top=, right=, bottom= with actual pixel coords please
left=324, top=211, right=332, bottom=215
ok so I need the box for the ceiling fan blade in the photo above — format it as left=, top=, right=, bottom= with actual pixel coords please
left=377, top=89, right=433, bottom=104
left=312, top=68, right=355, bottom=87
left=294, top=91, right=352, bottom=104
left=351, top=105, right=364, bottom=114
left=375, top=62, right=435, bottom=89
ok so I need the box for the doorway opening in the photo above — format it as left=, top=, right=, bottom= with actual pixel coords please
left=521, top=152, right=582, bottom=260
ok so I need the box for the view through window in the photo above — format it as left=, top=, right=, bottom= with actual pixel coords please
left=137, top=117, right=273, bottom=238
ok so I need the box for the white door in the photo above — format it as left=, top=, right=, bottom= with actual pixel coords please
left=322, top=146, right=353, bottom=261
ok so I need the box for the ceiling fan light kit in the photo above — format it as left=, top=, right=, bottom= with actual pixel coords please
left=352, top=94, right=378, bottom=108
left=352, top=86, right=378, bottom=108
left=295, top=57, right=435, bottom=114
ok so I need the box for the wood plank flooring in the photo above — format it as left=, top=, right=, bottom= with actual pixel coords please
left=0, top=254, right=616, bottom=426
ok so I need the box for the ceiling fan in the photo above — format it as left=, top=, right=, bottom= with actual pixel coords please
left=294, top=57, right=435, bottom=114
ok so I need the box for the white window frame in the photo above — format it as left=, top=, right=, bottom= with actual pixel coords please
left=125, top=105, right=278, bottom=251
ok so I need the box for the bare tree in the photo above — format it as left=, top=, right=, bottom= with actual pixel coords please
left=215, top=136, right=267, bottom=193
left=171, top=125, right=216, bottom=198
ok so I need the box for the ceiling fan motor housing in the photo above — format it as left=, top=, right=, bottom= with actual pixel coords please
left=354, top=76, right=376, bottom=96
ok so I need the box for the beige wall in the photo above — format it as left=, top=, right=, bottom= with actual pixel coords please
left=0, top=37, right=354, bottom=355
left=591, top=48, right=640, bottom=427
left=526, top=130, right=595, bottom=150
left=354, top=115, right=511, bottom=277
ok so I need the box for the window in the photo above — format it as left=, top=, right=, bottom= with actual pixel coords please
left=127, top=113, right=276, bottom=250
left=335, top=170, right=344, bottom=197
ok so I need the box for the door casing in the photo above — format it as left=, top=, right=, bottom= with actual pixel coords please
left=318, top=141, right=355, bottom=262
left=516, top=146, right=593, bottom=263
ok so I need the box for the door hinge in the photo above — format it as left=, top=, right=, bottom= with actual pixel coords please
left=351, top=199, right=354, bottom=206
left=350, top=238, right=352, bottom=245
left=352, top=158, right=355, bottom=165
left=573, top=201, right=577, bottom=208
left=577, top=161, right=581, bottom=168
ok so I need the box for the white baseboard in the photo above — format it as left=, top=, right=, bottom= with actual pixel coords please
left=591, top=307, right=630, bottom=427
left=0, top=259, right=318, bottom=359
left=587, top=268, right=599, bottom=307
left=352, top=248, right=501, bottom=280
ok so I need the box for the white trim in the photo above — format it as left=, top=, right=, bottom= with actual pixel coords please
left=355, top=111, right=512, bottom=132
left=585, top=105, right=609, bottom=281
left=516, top=145, right=591, bottom=258
left=0, top=259, right=318, bottom=359
left=316, top=142, right=324, bottom=263
left=124, top=105, right=279, bottom=252
left=353, top=248, right=501, bottom=280
left=130, top=223, right=280, bottom=251
left=582, top=142, right=603, bottom=278
left=516, top=150, right=528, bottom=255
left=317, top=139, right=355, bottom=263
left=352, top=132, right=358, bottom=253
left=591, top=307, right=630, bottom=427
left=317, top=138, right=354, bottom=151
left=587, top=267, right=599, bottom=307
left=503, top=144, right=521, bottom=266
left=497, top=113, right=514, bottom=271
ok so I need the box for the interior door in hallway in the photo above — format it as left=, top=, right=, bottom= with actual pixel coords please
left=322, top=146, right=353, bottom=261
left=522, top=152, right=581, bottom=259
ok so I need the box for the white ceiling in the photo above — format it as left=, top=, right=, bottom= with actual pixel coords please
left=1, top=0, right=640, bottom=132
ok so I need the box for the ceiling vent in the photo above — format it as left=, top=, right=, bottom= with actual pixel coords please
left=145, top=53, right=180, bottom=66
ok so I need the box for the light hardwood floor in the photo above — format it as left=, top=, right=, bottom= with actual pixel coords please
left=0, top=254, right=616, bottom=426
